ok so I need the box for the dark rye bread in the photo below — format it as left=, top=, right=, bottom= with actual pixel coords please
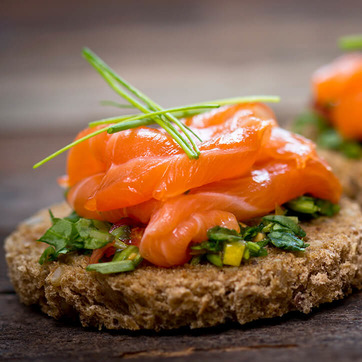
left=319, top=149, right=362, bottom=206
left=5, top=199, right=362, bottom=331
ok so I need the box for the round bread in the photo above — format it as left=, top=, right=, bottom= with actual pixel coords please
left=319, top=149, right=362, bottom=206
left=5, top=198, right=362, bottom=331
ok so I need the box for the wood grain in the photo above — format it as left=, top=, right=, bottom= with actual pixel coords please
left=0, top=292, right=361, bottom=361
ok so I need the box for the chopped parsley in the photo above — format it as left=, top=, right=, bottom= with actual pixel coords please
left=293, top=110, right=362, bottom=159
left=38, top=195, right=339, bottom=273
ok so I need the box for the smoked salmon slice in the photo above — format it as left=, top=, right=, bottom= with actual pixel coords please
left=67, top=103, right=275, bottom=210
left=65, top=103, right=341, bottom=267
left=312, top=53, right=362, bottom=139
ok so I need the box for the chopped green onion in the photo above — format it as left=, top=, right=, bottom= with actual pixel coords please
left=285, top=197, right=319, bottom=215
left=110, top=225, right=131, bottom=242
left=107, top=104, right=218, bottom=133
left=206, top=253, right=223, bottom=267
left=196, top=95, right=280, bottom=106
left=243, top=248, right=250, bottom=260
left=112, top=245, right=139, bottom=262
left=89, top=114, right=134, bottom=127
left=285, top=196, right=340, bottom=217
left=340, top=141, right=362, bottom=159
left=89, top=104, right=218, bottom=128
left=33, top=126, right=108, bottom=169
left=100, top=100, right=135, bottom=108
left=86, top=260, right=135, bottom=274
left=190, top=255, right=202, bottom=265
left=338, top=35, right=362, bottom=51
left=246, top=241, right=261, bottom=254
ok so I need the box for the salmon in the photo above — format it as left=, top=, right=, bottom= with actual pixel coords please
left=65, top=103, right=341, bottom=267
left=312, top=53, right=362, bottom=139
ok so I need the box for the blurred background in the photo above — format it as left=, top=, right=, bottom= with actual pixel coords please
left=0, top=0, right=361, bottom=242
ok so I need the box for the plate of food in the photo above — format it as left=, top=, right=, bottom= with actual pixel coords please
left=5, top=47, right=362, bottom=331
left=293, top=35, right=362, bottom=205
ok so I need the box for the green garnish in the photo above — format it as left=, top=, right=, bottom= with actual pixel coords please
left=207, top=226, right=243, bottom=243
left=100, top=100, right=135, bottom=109
left=86, top=260, right=135, bottom=274
left=38, top=211, right=114, bottom=264
left=189, top=200, right=319, bottom=267
left=293, top=111, right=362, bottom=159
left=38, top=211, right=143, bottom=274
left=112, top=245, right=139, bottom=262
left=338, top=34, right=362, bottom=51
left=83, top=48, right=202, bottom=159
left=262, top=215, right=306, bottom=237
left=33, top=47, right=280, bottom=168
left=206, top=253, right=223, bottom=267
left=285, top=196, right=340, bottom=217
left=110, top=225, right=131, bottom=242
left=268, top=231, right=309, bottom=252
left=190, top=195, right=340, bottom=267
left=38, top=196, right=339, bottom=273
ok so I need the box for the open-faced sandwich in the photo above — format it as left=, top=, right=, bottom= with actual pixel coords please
left=293, top=35, right=362, bottom=205
left=5, top=49, right=362, bottom=331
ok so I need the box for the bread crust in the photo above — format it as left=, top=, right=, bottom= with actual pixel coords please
left=319, top=149, right=362, bottom=206
left=5, top=199, right=362, bottom=331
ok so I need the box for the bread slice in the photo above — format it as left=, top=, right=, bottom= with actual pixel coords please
left=319, top=149, right=362, bottom=206
left=5, top=199, right=362, bottom=331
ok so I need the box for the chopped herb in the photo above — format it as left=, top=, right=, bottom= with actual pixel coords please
left=338, top=34, right=362, bottom=51
left=240, top=223, right=264, bottom=241
left=246, top=241, right=268, bottom=257
left=64, top=211, right=80, bottom=223
left=86, top=260, right=135, bottom=274
left=39, top=196, right=338, bottom=272
left=110, top=225, right=131, bottom=242
left=75, top=218, right=113, bottom=249
left=339, top=141, right=362, bottom=159
left=293, top=110, right=362, bottom=159
left=207, top=226, right=243, bottom=242
left=292, top=110, right=329, bottom=138
left=268, top=231, right=309, bottom=252
left=189, top=195, right=328, bottom=267
left=206, top=253, right=223, bottom=267
left=112, top=245, right=139, bottom=262
left=39, top=211, right=114, bottom=264
left=263, top=215, right=306, bottom=237
left=285, top=196, right=340, bottom=218
left=39, top=246, right=57, bottom=265
left=190, top=255, right=203, bottom=265
left=190, top=240, right=224, bottom=254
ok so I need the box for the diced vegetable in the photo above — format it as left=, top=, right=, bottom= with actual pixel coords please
left=86, top=260, right=135, bottom=274
left=112, top=245, right=139, bottom=262
left=190, top=255, right=202, bottom=265
left=206, top=253, right=223, bottom=267
left=207, top=226, right=243, bottom=242
left=110, top=224, right=131, bottom=241
left=285, top=196, right=340, bottom=217
left=223, top=241, right=246, bottom=266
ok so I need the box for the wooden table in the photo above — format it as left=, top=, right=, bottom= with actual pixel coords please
left=1, top=1, right=361, bottom=360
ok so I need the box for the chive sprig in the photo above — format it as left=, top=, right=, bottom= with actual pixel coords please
left=338, top=34, right=362, bottom=51
left=33, top=47, right=280, bottom=169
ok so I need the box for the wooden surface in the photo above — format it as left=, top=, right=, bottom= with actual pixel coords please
left=1, top=1, right=362, bottom=361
